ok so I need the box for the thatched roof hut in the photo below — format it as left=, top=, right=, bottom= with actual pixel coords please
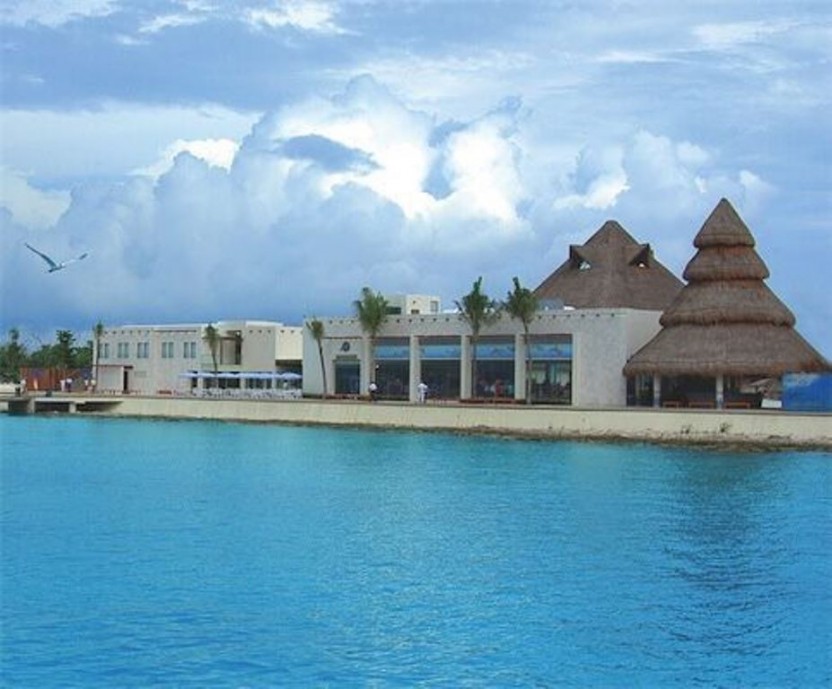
left=533, top=221, right=683, bottom=310
left=624, top=198, right=830, bottom=377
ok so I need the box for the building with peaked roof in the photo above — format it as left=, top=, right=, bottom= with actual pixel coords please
left=533, top=220, right=683, bottom=310
left=302, top=225, right=676, bottom=407
left=624, top=198, right=830, bottom=408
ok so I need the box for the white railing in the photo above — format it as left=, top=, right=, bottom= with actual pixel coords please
left=190, top=388, right=302, bottom=400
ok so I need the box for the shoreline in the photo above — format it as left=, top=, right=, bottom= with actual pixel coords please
left=5, top=394, right=831, bottom=451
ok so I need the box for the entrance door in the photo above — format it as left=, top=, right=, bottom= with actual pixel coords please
left=335, top=359, right=360, bottom=395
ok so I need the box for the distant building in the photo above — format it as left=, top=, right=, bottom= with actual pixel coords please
left=624, top=199, right=830, bottom=408
left=384, top=294, right=441, bottom=315
left=95, top=320, right=302, bottom=395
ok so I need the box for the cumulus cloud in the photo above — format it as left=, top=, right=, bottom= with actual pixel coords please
left=0, top=168, right=70, bottom=229
left=134, top=138, right=240, bottom=178
left=0, top=76, right=784, bottom=338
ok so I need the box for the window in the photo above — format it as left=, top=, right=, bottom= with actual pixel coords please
left=100, top=343, right=110, bottom=359
left=137, top=342, right=150, bottom=359
left=161, top=341, right=174, bottom=359
left=117, top=342, right=129, bottom=359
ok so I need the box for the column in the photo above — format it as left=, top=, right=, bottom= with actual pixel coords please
left=514, top=333, right=526, bottom=402
left=361, top=336, right=372, bottom=395
left=653, top=375, right=661, bottom=408
left=409, top=335, right=421, bottom=403
left=716, top=374, right=724, bottom=409
left=460, top=335, right=472, bottom=400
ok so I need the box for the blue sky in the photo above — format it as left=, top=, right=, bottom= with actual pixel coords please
left=1, top=0, right=830, bottom=356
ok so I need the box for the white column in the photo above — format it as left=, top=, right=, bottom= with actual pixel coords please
left=361, top=336, right=372, bottom=395
left=514, top=333, right=526, bottom=402
left=460, top=335, right=472, bottom=400
left=716, top=374, right=724, bottom=409
left=653, top=375, right=661, bottom=408
left=409, top=335, right=420, bottom=403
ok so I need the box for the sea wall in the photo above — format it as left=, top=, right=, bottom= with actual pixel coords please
left=84, top=396, right=832, bottom=449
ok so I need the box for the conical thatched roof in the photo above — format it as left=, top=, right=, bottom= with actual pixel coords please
left=625, top=198, right=830, bottom=377
left=534, top=221, right=683, bottom=310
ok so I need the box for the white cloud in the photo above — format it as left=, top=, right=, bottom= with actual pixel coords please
left=553, top=145, right=629, bottom=211
left=0, top=168, right=70, bottom=229
left=693, top=19, right=798, bottom=50
left=0, top=0, right=116, bottom=27
left=245, top=1, right=346, bottom=34
left=134, top=138, right=240, bottom=178
left=139, top=12, right=206, bottom=34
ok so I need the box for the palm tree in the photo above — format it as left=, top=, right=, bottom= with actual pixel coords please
left=203, top=323, right=220, bottom=389
left=455, top=277, right=499, bottom=398
left=307, top=318, right=327, bottom=397
left=503, top=277, right=539, bottom=404
left=93, top=321, right=104, bottom=392
left=354, top=287, right=389, bottom=392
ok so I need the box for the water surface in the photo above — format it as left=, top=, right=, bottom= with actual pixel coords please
left=2, top=415, right=830, bottom=687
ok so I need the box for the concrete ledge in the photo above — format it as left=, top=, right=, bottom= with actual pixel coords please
left=68, top=395, right=832, bottom=450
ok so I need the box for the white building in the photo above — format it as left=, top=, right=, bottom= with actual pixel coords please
left=95, top=320, right=302, bottom=395
left=302, top=307, right=662, bottom=407
left=385, top=294, right=441, bottom=315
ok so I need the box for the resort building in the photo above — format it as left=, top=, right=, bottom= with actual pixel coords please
left=302, top=222, right=682, bottom=407
left=624, top=199, right=830, bottom=408
left=95, top=321, right=302, bottom=395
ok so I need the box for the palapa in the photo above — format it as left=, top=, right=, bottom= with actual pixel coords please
left=534, top=220, right=683, bottom=310
left=624, top=198, right=830, bottom=377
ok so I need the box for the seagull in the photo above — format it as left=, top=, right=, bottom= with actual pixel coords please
left=25, top=243, right=89, bottom=273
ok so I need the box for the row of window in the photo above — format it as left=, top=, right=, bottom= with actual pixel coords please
left=100, top=341, right=199, bottom=360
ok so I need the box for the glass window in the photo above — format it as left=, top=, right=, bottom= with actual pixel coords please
left=473, top=337, right=514, bottom=398
left=420, top=337, right=461, bottom=400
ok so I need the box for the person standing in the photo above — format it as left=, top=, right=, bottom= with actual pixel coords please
left=417, top=381, right=428, bottom=404
left=369, top=381, right=378, bottom=401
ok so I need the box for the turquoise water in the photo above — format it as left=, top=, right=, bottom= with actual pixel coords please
left=1, top=415, right=830, bottom=687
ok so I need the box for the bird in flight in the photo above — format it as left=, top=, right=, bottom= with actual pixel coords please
left=25, top=243, right=89, bottom=273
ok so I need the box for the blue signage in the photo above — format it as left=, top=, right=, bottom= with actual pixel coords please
left=420, top=344, right=461, bottom=360
left=530, top=342, right=573, bottom=360
left=374, top=344, right=410, bottom=360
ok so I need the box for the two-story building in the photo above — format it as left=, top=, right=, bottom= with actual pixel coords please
left=95, top=320, right=302, bottom=395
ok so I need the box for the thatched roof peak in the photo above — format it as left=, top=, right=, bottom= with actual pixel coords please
left=694, top=198, right=756, bottom=249
left=534, top=219, right=683, bottom=310
left=584, top=220, right=640, bottom=247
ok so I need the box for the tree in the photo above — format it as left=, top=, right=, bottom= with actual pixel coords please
left=503, top=276, right=539, bottom=404
left=55, top=330, right=76, bottom=370
left=455, top=277, right=499, bottom=398
left=93, top=321, right=104, bottom=391
left=0, top=328, right=28, bottom=382
left=353, top=287, right=389, bottom=390
left=307, top=318, right=328, bottom=397
left=203, top=323, right=220, bottom=388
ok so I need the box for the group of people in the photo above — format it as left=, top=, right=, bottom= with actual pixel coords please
left=368, top=380, right=429, bottom=403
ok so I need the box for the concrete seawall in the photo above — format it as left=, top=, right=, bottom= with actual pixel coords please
left=49, top=395, right=832, bottom=449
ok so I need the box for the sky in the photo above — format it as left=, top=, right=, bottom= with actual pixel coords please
left=1, top=0, right=830, bottom=357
